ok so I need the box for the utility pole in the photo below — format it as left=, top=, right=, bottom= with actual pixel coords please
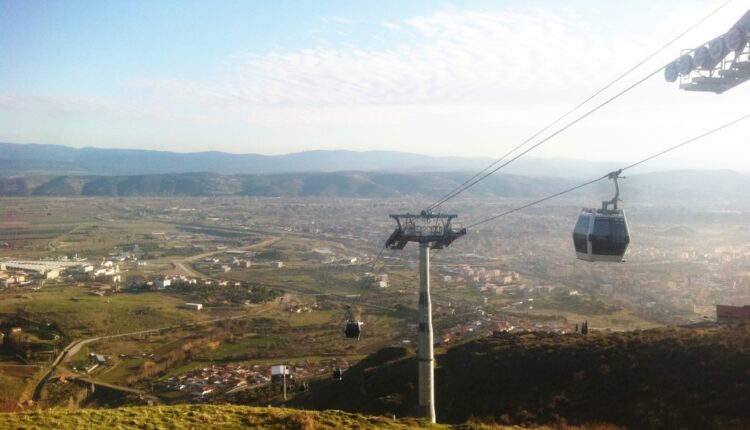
left=282, top=364, right=287, bottom=402
left=386, top=211, right=466, bottom=423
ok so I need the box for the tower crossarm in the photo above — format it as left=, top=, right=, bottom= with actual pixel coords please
left=386, top=213, right=466, bottom=249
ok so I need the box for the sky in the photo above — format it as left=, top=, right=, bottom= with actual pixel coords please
left=1, top=0, right=748, bottom=167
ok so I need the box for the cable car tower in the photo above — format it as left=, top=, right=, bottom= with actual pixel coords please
left=385, top=211, right=466, bottom=423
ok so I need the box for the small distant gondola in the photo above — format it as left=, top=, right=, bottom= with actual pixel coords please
left=343, top=305, right=363, bottom=340
left=573, top=170, right=630, bottom=262
left=344, top=320, right=363, bottom=340
left=332, top=368, right=343, bottom=381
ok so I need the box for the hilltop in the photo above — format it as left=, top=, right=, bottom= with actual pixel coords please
left=292, top=323, right=750, bottom=429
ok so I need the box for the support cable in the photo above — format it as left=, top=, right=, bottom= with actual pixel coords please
left=347, top=245, right=387, bottom=314
left=466, top=112, right=750, bottom=229
left=424, top=0, right=735, bottom=213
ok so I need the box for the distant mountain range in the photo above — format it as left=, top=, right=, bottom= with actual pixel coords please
left=1, top=169, right=749, bottom=200
left=0, top=142, right=628, bottom=178
left=2, top=142, right=749, bottom=199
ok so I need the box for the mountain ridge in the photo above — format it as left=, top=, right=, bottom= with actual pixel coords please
left=0, top=169, right=748, bottom=199
left=0, top=142, right=637, bottom=178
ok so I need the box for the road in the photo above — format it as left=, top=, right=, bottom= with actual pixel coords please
left=49, top=223, right=86, bottom=251
left=171, top=236, right=280, bottom=278
left=31, top=313, right=256, bottom=403
left=29, top=237, right=282, bottom=403
left=74, top=376, right=159, bottom=403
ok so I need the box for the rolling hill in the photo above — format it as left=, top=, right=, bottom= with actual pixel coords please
left=1, top=169, right=749, bottom=200
left=291, top=323, right=750, bottom=429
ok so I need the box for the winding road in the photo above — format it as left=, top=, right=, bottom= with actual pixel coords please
left=31, top=313, right=256, bottom=403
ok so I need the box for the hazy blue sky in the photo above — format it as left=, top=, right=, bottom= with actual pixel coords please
left=1, top=0, right=748, bottom=166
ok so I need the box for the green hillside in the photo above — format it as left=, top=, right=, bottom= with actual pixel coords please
left=292, top=323, right=750, bottom=429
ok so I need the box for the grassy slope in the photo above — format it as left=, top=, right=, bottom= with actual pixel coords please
left=293, top=324, right=750, bottom=429
left=0, top=404, right=525, bottom=430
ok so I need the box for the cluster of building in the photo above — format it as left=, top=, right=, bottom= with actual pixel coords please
left=159, top=360, right=343, bottom=400
left=433, top=305, right=573, bottom=346
left=83, top=260, right=122, bottom=283
left=630, top=244, right=750, bottom=265
left=364, top=272, right=389, bottom=288
left=0, top=259, right=78, bottom=287
left=124, top=275, right=247, bottom=291
left=0, top=256, right=130, bottom=289
left=441, top=264, right=521, bottom=287
left=314, top=248, right=360, bottom=266
left=204, top=252, right=283, bottom=272
left=159, top=364, right=271, bottom=399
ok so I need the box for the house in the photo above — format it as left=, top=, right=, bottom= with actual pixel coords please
left=155, top=278, right=171, bottom=290
left=125, top=275, right=146, bottom=289
left=89, top=353, right=107, bottom=365
left=182, top=303, right=203, bottom=311
left=273, top=261, right=284, bottom=269
left=221, top=265, right=231, bottom=272
left=717, top=304, right=750, bottom=322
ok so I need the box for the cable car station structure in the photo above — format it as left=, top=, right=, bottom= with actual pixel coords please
left=386, top=212, right=466, bottom=423
left=665, top=10, right=750, bottom=93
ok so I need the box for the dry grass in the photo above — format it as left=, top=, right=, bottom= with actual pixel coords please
left=0, top=404, right=604, bottom=430
left=0, top=405, right=448, bottom=430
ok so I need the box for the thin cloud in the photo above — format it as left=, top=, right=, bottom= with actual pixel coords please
left=124, top=6, right=655, bottom=111
left=322, top=16, right=355, bottom=25
left=0, top=1, right=746, bottom=150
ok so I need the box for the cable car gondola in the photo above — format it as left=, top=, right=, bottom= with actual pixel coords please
left=343, top=319, right=363, bottom=340
left=332, top=368, right=343, bottom=381
left=343, top=305, right=363, bottom=340
left=573, top=170, right=630, bottom=262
